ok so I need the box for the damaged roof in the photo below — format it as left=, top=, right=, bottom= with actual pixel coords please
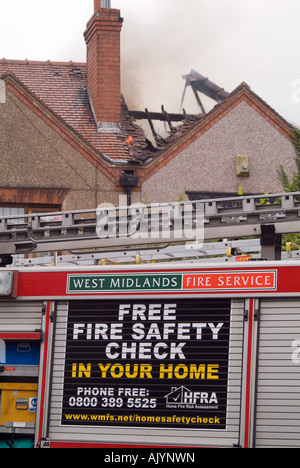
left=0, top=59, right=202, bottom=166
left=0, top=60, right=293, bottom=172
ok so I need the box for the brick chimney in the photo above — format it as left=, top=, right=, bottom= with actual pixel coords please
left=84, top=0, right=123, bottom=133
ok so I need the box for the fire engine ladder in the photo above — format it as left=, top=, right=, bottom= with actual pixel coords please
left=12, top=238, right=300, bottom=267
left=0, top=192, right=300, bottom=265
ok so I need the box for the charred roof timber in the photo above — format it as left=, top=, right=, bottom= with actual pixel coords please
left=128, top=107, right=200, bottom=148
left=128, top=109, right=192, bottom=123
left=182, top=70, right=230, bottom=114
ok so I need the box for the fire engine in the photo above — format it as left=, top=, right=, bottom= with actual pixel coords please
left=0, top=192, right=300, bottom=448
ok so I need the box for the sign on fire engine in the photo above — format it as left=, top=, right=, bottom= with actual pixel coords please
left=62, top=299, right=231, bottom=430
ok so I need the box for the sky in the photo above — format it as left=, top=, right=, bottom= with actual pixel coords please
left=0, top=0, right=299, bottom=126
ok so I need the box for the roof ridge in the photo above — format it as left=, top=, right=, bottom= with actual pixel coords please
left=230, top=81, right=293, bottom=132
left=0, top=58, right=86, bottom=67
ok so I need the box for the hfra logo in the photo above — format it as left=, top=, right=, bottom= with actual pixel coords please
left=165, top=386, right=218, bottom=409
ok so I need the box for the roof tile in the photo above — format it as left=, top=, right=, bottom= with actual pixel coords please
left=0, top=60, right=149, bottom=162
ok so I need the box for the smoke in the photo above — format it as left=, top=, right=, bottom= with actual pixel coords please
left=119, top=0, right=247, bottom=114
left=2, top=0, right=298, bottom=125
left=117, top=0, right=300, bottom=126
left=1, top=1, right=299, bottom=125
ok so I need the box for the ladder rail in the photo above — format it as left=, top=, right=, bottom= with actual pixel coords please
left=0, top=192, right=300, bottom=255
left=14, top=239, right=262, bottom=267
left=12, top=239, right=300, bottom=267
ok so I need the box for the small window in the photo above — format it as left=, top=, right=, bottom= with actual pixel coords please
left=0, top=207, right=25, bottom=224
left=0, top=204, right=61, bottom=261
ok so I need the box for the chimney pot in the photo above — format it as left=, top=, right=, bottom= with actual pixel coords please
left=101, top=0, right=111, bottom=7
left=94, top=0, right=111, bottom=12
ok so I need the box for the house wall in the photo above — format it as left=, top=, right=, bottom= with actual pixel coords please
left=0, top=90, right=118, bottom=211
left=141, top=102, right=297, bottom=203
left=1, top=92, right=297, bottom=212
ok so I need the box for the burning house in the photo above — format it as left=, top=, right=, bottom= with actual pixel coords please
left=0, top=0, right=297, bottom=215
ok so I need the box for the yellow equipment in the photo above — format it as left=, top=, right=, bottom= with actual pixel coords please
left=0, top=383, right=38, bottom=426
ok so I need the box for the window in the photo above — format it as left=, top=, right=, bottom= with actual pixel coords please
left=0, top=204, right=61, bottom=261
left=0, top=207, right=25, bottom=224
